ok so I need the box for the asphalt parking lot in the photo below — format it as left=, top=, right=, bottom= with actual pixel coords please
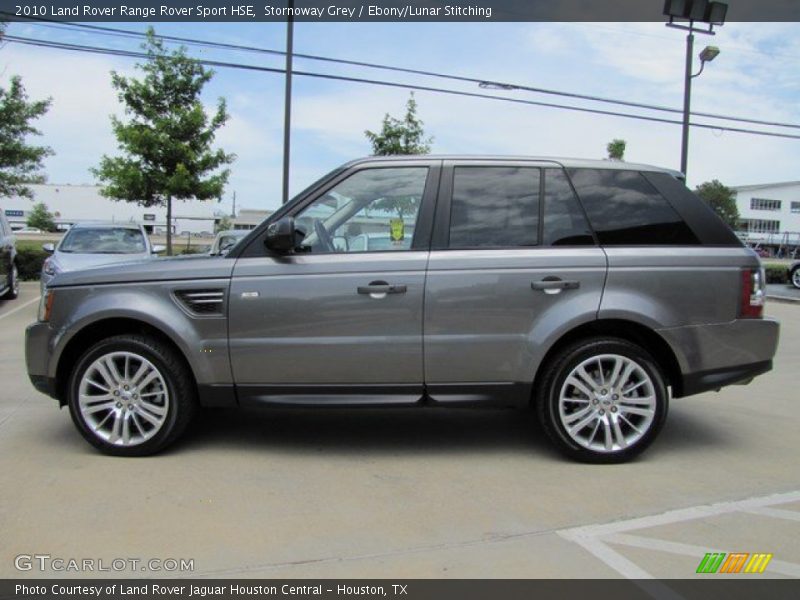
left=1, top=282, right=799, bottom=579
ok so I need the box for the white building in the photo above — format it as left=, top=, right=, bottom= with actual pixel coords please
left=732, top=181, right=800, bottom=253
left=2, top=184, right=219, bottom=235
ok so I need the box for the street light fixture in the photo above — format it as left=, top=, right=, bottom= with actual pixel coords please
left=663, top=0, right=728, bottom=178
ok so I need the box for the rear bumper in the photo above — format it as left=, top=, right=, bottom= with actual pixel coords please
left=680, top=360, right=772, bottom=397
left=658, top=318, right=780, bottom=398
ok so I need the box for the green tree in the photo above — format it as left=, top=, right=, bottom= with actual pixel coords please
left=215, top=214, right=232, bottom=233
left=0, top=76, right=53, bottom=199
left=365, top=93, right=433, bottom=156
left=26, top=202, right=57, bottom=232
left=607, top=139, right=626, bottom=161
left=365, top=93, right=432, bottom=218
left=93, top=29, right=235, bottom=255
left=695, top=179, right=740, bottom=229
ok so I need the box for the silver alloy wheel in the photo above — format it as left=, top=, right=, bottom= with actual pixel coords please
left=78, top=351, right=170, bottom=446
left=11, top=265, right=19, bottom=296
left=793, top=268, right=800, bottom=289
left=558, top=353, right=656, bottom=453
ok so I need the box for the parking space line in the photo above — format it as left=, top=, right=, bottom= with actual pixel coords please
left=557, top=490, right=800, bottom=580
left=743, top=506, right=800, bottom=522
left=0, top=296, right=39, bottom=321
left=605, top=533, right=800, bottom=578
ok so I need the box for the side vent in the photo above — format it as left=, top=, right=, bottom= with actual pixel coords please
left=174, top=289, right=225, bottom=316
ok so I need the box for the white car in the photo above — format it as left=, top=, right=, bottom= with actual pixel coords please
left=790, top=261, right=800, bottom=289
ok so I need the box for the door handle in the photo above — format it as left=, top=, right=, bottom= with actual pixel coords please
left=357, top=281, right=407, bottom=295
left=531, top=279, right=580, bottom=291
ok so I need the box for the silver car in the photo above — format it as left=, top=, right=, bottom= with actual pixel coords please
left=41, top=222, right=163, bottom=290
left=25, top=157, right=780, bottom=462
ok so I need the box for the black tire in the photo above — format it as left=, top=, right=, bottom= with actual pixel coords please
left=2, top=264, right=19, bottom=300
left=536, top=337, right=669, bottom=464
left=67, top=334, right=197, bottom=456
left=791, top=265, right=800, bottom=290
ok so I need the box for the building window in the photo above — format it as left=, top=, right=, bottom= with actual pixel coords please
left=750, top=198, right=782, bottom=211
left=791, top=202, right=800, bottom=214
left=739, top=219, right=781, bottom=233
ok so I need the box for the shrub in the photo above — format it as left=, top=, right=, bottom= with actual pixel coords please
left=16, top=246, right=47, bottom=280
left=764, top=264, right=789, bottom=285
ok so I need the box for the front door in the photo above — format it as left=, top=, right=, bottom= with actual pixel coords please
left=229, top=163, right=438, bottom=405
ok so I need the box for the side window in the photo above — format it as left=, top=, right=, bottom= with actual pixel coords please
left=543, top=169, right=594, bottom=246
left=294, top=167, right=428, bottom=254
left=449, top=167, right=540, bottom=248
left=568, top=169, right=699, bottom=245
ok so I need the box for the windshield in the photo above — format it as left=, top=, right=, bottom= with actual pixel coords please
left=59, top=227, right=147, bottom=254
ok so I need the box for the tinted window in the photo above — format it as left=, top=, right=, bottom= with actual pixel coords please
left=568, top=169, right=698, bottom=245
left=450, top=167, right=540, bottom=248
left=543, top=169, right=594, bottom=246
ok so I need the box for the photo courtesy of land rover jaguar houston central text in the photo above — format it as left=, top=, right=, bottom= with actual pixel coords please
left=25, top=157, right=780, bottom=462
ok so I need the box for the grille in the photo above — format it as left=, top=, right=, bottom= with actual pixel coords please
left=174, top=289, right=225, bottom=315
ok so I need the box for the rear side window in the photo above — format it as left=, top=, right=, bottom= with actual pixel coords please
left=449, top=167, right=540, bottom=248
left=568, top=169, right=699, bottom=246
left=543, top=169, right=594, bottom=246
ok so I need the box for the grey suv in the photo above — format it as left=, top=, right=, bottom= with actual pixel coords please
left=25, top=157, right=779, bottom=462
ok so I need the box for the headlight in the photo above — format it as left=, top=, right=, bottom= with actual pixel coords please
left=43, top=258, right=60, bottom=276
left=38, top=289, right=55, bottom=322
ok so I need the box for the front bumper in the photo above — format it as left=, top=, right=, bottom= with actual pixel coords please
left=25, top=321, right=60, bottom=402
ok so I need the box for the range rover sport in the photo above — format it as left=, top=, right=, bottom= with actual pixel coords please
left=25, top=156, right=780, bottom=462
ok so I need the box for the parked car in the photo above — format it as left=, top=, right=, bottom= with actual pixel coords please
left=15, top=227, right=44, bottom=234
left=0, top=210, right=19, bottom=300
left=790, top=261, right=800, bottom=289
left=40, top=222, right=164, bottom=290
left=25, top=157, right=779, bottom=462
left=209, top=229, right=249, bottom=256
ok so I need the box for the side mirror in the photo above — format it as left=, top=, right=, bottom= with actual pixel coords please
left=264, top=216, right=301, bottom=253
left=151, top=244, right=166, bottom=254
left=42, top=243, right=55, bottom=253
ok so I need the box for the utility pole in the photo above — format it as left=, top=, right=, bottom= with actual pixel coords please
left=281, top=0, right=294, bottom=205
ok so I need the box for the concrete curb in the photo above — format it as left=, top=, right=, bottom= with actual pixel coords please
left=767, top=294, right=800, bottom=304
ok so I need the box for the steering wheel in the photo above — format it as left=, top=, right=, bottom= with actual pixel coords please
left=314, top=219, right=336, bottom=253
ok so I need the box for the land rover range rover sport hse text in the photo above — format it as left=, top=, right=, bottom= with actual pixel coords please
left=25, top=157, right=780, bottom=462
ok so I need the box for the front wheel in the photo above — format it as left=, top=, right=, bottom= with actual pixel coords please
left=537, top=338, right=668, bottom=463
left=2, top=264, right=19, bottom=300
left=67, top=334, right=196, bottom=456
left=791, top=265, right=800, bottom=290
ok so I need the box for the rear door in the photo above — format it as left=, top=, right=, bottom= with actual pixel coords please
left=423, top=161, right=607, bottom=406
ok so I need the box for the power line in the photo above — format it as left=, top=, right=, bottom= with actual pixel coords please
left=6, top=13, right=800, bottom=131
left=4, top=33, right=800, bottom=141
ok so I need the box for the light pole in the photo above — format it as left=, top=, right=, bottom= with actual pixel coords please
left=664, top=0, right=727, bottom=178
left=281, top=0, right=294, bottom=205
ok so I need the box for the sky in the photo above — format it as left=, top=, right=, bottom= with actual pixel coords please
left=2, top=20, right=799, bottom=216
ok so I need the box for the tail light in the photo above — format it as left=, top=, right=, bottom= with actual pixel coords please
left=739, top=267, right=765, bottom=319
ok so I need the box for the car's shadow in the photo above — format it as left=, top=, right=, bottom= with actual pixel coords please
left=169, top=403, right=734, bottom=459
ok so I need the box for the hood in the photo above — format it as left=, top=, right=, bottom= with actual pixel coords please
left=51, top=251, right=152, bottom=274
left=48, top=254, right=236, bottom=287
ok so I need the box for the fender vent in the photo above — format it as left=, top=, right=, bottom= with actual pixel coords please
left=174, top=289, right=225, bottom=315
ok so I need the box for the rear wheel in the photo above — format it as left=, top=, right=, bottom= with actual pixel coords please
left=67, top=334, right=196, bottom=456
left=791, top=265, right=800, bottom=290
left=537, top=337, right=668, bottom=463
left=2, top=264, right=18, bottom=300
